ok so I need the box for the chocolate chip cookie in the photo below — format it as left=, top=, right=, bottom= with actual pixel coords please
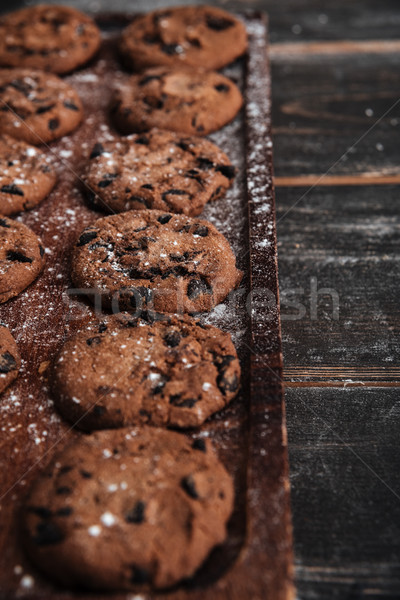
left=0, top=215, right=45, bottom=303
left=22, top=427, right=234, bottom=590
left=119, top=6, right=247, bottom=72
left=0, top=323, right=20, bottom=394
left=83, top=129, right=235, bottom=216
left=51, top=313, right=240, bottom=430
left=71, top=210, right=242, bottom=314
left=0, top=134, right=56, bottom=215
left=110, top=68, right=242, bottom=136
left=0, top=69, right=83, bottom=145
left=0, top=5, right=101, bottom=74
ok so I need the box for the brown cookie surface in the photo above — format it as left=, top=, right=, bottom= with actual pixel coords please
left=22, top=427, right=234, bottom=590
left=83, top=129, right=235, bottom=216
left=0, top=323, right=20, bottom=394
left=119, top=6, right=247, bottom=72
left=51, top=313, right=240, bottom=430
left=110, top=68, right=242, bottom=136
left=0, top=5, right=101, bottom=74
left=0, top=215, right=45, bottom=303
left=71, top=210, right=242, bottom=314
left=0, top=134, right=56, bottom=215
left=0, top=69, right=83, bottom=145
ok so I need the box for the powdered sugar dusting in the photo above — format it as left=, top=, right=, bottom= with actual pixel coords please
left=0, top=15, right=279, bottom=593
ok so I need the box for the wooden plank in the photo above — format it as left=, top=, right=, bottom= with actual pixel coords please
left=286, top=381, right=400, bottom=388
left=271, top=52, right=400, bottom=178
left=286, top=386, right=400, bottom=599
left=284, top=366, right=400, bottom=385
left=275, top=174, right=400, bottom=187
left=276, top=185, right=400, bottom=383
left=264, top=0, right=400, bottom=44
left=271, top=39, right=400, bottom=57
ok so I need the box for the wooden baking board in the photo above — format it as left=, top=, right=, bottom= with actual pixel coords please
left=0, top=11, right=294, bottom=600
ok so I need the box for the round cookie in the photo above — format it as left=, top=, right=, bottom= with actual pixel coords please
left=51, top=313, right=240, bottom=430
left=0, top=323, right=20, bottom=394
left=71, top=210, right=242, bottom=314
left=0, top=5, right=101, bottom=75
left=83, top=129, right=235, bottom=216
left=0, top=134, right=56, bottom=215
left=22, top=427, right=234, bottom=590
left=110, top=68, right=242, bottom=136
left=0, top=215, right=45, bottom=303
left=0, top=69, right=83, bottom=145
left=119, top=6, right=247, bottom=72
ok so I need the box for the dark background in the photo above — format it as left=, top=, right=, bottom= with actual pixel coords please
left=1, top=1, right=400, bottom=598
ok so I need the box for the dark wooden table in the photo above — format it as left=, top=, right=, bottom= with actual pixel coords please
left=1, top=0, right=399, bottom=598
left=268, top=3, right=400, bottom=598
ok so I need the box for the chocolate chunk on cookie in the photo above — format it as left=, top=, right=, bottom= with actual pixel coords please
left=22, top=427, right=234, bottom=590
left=0, top=215, right=45, bottom=303
left=0, top=69, right=83, bottom=145
left=51, top=313, right=240, bottom=430
left=0, top=5, right=101, bottom=74
left=110, top=68, right=242, bottom=136
left=71, top=210, right=242, bottom=314
left=0, top=134, right=56, bottom=215
left=83, top=129, right=235, bottom=216
left=119, top=6, right=247, bottom=72
left=0, top=323, right=20, bottom=394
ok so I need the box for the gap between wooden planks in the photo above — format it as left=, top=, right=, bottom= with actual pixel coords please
left=285, top=381, right=400, bottom=388
left=274, top=174, right=400, bottom=187
left=284, top=366, right=400, bottom=387
left=270, top=39, right=400, bottom=58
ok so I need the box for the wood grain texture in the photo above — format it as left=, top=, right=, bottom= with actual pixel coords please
left=275, top=174, right=400, bottom=187
left=276, top=185, right=400, bottom=383
left=286, top=387, right=400, bottom=599
left=271, top=39, right=400, bottom=57
left=268, top=0, right=400, bottom=595
left=271, top=52, right=400, bottom=179
left=264, top=0, right=400, bottom=44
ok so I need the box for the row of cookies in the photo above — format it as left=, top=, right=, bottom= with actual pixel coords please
left=0, top=71, right=241, bottom=264
left=1, top=208, right=243, bottom=414
left=0, top=5, right=245, bottom=216
left=0, top=4, right=248, bottom=592
left=0, top=128, right=236, bottom=217
left=1, top=213, right=242, bottom=591
left=0, top=0, right=246, bottom=388
left=0, top=65, right=242, bottom=144
left=0, top=4, right=246, bottom=144
left=0, top=5, right=247, bottom=73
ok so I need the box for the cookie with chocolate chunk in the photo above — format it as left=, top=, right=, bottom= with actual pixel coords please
left=0, top=134, right=56, bottom=215
left=0, top=215, right=45, bottom=303
left=0, top=323, right=20, bottom=393
left=52, top=313, right=240, bottom=430
left=119, top=6, right=247, bottom=72
left=110, top=68, right=242, bottom=136
left=71, top=210, right=242, bottom=314
left=83, top=129, right=235, bottom=216
left=0, top=69, right=83, bottom=145
left=0, top=5, right=101, bottom=74
left=22, top=427, right=234, bottom=590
